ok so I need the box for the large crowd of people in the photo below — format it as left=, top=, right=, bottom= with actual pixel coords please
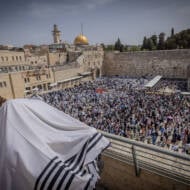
left=42, top=77, right=190, bottom=154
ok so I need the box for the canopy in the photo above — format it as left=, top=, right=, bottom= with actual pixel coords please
left=0, top=99, right=109, bottom=190
left=144, top=75, right=162, bottom=88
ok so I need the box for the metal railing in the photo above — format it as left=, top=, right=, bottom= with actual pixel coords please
left=100, top=131, right=190, bottom=185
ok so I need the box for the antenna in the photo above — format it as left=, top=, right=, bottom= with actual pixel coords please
left=81, top=23, right=83, bottom=35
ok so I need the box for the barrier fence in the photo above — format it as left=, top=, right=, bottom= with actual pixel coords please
left=100, top=131, right=190, bottom=185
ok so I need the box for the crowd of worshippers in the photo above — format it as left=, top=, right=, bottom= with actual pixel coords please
left=42, top=77, right=190, bottom=154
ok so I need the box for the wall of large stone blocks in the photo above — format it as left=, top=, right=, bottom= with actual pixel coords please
left=54, top=67, right=83, bottom=82
left=103, top=49, right=190, bottom=79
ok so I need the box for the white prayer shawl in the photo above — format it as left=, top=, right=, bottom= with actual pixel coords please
left=0, top=99, right=110, bottom=190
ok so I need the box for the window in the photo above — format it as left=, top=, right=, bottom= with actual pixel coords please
left=1, top=57, right=4, bottom=61
left=12, top=56, right=14, bottom=61
left=47, top=83, right=51, bottom=90
left=6, top=57, right=8, bottom=61
left=24, top=78, right=30, bottom=83
left=36, top=75, right=41, bottom=80
left=3, top=81, right=7, bottom=87
left=19, top=56, right=22, bottom=61
left=0, top=82, right=2, bottom=88
left=46, top=74, right=51, bottom=79
left=26, top=87, right=30, bottom=91
left=43, top=84, right=47, bottom=91
left=16, top=56, right=18, bottom=61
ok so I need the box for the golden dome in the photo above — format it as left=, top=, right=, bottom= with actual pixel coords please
left=74, top=34, right=89, bottom=45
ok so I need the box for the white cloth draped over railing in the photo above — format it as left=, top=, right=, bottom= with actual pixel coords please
left=0, top=99, right=110, bottom=190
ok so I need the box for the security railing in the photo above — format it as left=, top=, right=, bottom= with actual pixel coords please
left=100, top=131, right=190, bottom=186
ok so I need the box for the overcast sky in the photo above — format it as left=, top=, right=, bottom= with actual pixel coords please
left=0, top=0, right=190, bottom=46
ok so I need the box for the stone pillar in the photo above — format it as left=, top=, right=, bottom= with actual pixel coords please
left=187, top=78, right=190, bottom=91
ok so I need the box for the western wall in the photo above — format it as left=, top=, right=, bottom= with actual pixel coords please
left=103, top=49, right=190, bottom=79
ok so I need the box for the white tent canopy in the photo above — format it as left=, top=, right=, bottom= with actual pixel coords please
left=0, top=99, right=110, bottom=190
left=144, top=75, right=162, bottom=88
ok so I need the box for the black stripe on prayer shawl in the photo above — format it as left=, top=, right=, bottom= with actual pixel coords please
left=64, top=142, right=89, bottom=190
left=84, top=174, right=94, bottom=190
left=63, top=133, right=103, bottom=190
left=57, top=133, right=101, bottom=190
left=92, top=161, right=99, bottom=173
left=64, top=154, right=77, bottom=164
left=64, top=133, right=102, bottom=190
left=56, top=140, right=89, bottom=190
left=46, top=164, right=66, bottom=190
left=35, top=132, right=102, bottom=190
left=40, top=160, right=62, bottom=190
left=81, top=168, right=87, bottom=176
left=63, top=133, right=98, bottom=163
left=88, top=132, right=99, bottom=145
left=41, top=154, right=78, bottom=190
left=87, top=134, right=103, bottom=153
left=34, top=156, right=58, bottom=190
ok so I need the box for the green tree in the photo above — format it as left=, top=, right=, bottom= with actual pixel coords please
left=150, top=35, right=157, bottom=48
left=157, top=32, right=165, bottom=50
left=171, top=28, right=174, bottom=37
left=120, top=44, right=124, bottom=52
left=147, top=39, right=154, bottom=50
left=114, top=38, right=122, bottom=51
left=100, top=43, right=105, bottom=50
left=105, top=44, right=114, bottom=51
left=124, top=45, right=128, bottom=51
left=129, top=45, right=141, bottom=51
left=141, top=36, right=148, bottom=50
left=165, top=38, right=177, bottom=49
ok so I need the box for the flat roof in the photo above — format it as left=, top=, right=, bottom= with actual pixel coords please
left=79, top=72, right=92, bottom=76
left=49, top=82, right=58, bottom=87
left=57, top=76, right=83, bottom=83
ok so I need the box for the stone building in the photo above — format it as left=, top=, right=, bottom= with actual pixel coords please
left=7, top=25, right=190, bottom=98
left=0, top=25, right=105, bottom=99
left=0, top=50, right=27, bottom=72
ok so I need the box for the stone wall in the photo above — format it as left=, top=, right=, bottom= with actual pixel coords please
left=54, top=66, right=83, bottom=82
left=48, top=52, right=67, bottom=65
left=103, top=49, right=190, bottom=79
left=9, top=72, right=25, bottom=98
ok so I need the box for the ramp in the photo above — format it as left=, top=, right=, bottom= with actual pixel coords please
left=144, top=75, right=162, bottom=88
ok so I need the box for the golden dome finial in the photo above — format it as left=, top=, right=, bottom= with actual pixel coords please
left=74, top=34, right=89, bottom=45
left=74, top=23, right=89, bottom=45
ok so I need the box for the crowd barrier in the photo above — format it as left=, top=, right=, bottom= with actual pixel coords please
left=100, top=131, right=190, bottom=186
